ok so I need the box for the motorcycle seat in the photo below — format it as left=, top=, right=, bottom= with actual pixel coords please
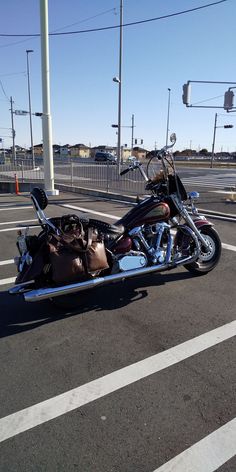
left=88, top=218, right=124, bottom=236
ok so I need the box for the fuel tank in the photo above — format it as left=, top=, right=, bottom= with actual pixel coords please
left=117, top=196, right=170, bottom=229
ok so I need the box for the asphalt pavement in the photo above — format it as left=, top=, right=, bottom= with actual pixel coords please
left=0, top=190, right=235, bottom=471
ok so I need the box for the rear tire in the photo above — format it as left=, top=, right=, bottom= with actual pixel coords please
left=184, top=226, right=221, bottom=275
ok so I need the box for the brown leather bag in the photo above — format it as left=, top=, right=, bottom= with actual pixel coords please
left=47, top=225, right=109, bottom=285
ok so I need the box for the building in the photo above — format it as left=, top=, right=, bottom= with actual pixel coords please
left=70, top=144, right=90, bottom=158
left=132, top=146, right=148, bottom=160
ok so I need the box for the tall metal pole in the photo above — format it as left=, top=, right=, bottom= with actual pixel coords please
left=210, top=113, right=218, bottom=168
left=26, top=50, right=35, bottom=168
left=165, top=88, right=171, bottom=146
left=10, top=96, right=16, bottom=164
left=40, top=0, right=58, bottom=194
left=117, top=0, right=123, bottom=173
left=131, top=113, right=134, bottom=153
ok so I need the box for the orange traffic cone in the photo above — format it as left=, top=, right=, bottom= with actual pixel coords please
left=15, top=174, right=19, bottom=195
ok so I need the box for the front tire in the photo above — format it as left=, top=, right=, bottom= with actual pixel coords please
left=184, top=225, right=221, bottom=275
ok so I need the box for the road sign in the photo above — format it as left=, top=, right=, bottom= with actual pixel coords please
left=14, top=110, right=28, bottom=116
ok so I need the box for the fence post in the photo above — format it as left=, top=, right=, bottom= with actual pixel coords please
left=21, top=160, right=24, bottom=182
left=106, top=160, right=109, bottom=193
left=70, top=160, right=73, bottom=187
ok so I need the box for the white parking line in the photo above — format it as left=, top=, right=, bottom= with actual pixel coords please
left=0, top=219, right=37, bottom=226
left=222, top=242, right=236, bottom=252
left=0, top=225, right=39, bottom=233
left=0, top=259, right=14, bottom=266
left=61, top=203, right=118, bottom=220
left=154, top=417, right=236, bottom=472
left=0, top=206, right=32, bottom=211
left=0, top=319, right=235, bottom=444
left=0, top=277, right=15, bottom=286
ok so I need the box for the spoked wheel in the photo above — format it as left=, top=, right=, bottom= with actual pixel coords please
left=184, top=226, right=221, bottom=275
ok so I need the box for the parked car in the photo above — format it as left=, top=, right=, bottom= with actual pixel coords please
left=94, top=152, right=117, bottom=163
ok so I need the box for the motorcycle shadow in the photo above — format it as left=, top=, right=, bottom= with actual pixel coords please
left=0, top=270, right=193, bottom=338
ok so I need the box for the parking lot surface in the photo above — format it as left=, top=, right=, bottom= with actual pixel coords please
left=0, top=190, right=235, bottom=471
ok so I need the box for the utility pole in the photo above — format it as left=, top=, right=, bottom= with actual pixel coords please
left=165, top=88, right=171, bottom=146
left=117, top=0, right=123, bottom=172
left=211, top=113, right=218, bottom=168
left=40, top=0, right=58, bottom=195
left=131, top=114, right=134, bottom=153
left=26, top=49, right=35, bottom=168
left=10, top=96, right=16, bottom=164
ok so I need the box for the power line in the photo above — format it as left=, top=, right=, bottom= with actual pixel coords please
left=0, top=80, right=9, bottom=101
left=192, top=94, right=224, bottom=105
left=52, top=7, right=117, bottom=33
left=0, top=0, right=229, bottom=37
left=0, top=7, right=117, bottom=48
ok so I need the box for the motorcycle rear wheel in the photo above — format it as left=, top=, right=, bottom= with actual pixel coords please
left=184, top=226, right=221, bottom=275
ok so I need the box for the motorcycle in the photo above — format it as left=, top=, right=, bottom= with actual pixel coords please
left=9, top=133, right=221, bottom=303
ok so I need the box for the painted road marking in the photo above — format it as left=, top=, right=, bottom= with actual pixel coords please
left=0, top=206, right=32, bottom=211
left=0, top=219, right=37, bottom=226
left=0, top=225, right=39, bottom=233
left=61, top=203, right=118, bottom=220
left=154, top=417, right=236, bottom=472
left=0, top=320, right=235, bottom=443
left=0, top=259, right=14, bottom=266
left=222, top=242, right=236, bottom=252
left=0, top=277, right=15, bottom=286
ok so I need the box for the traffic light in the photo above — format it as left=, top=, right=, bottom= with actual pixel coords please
left=134, top=139, right=137, bottom=145
left=182, top=82, right=191, bottom=106
left=111, top=124, right=118, bottom=128
left=141, top=139, right=143, bottom=145
left=224, top=124, right=233, bottom=129
left=224, top=90, right=234, bottom=110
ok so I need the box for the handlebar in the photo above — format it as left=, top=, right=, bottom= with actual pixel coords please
left=120, top=168, right=131, bottom=176
left=147, top=136, right=176, bottom=161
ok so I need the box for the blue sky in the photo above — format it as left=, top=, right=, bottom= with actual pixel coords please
left=0, top=0, right=235, bottom=152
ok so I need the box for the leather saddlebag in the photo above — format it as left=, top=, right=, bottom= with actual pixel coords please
left=47, top=224, right=109, bottom=285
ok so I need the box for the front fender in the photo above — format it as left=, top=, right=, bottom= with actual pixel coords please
left=193, top=218, right=214, bottom=229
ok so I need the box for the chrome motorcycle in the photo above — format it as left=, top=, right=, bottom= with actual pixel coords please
left=9, top=133, right=221, bottom=303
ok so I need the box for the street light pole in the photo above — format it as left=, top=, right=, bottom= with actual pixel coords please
left=10, top=96, right=16, bottom=164
left=40, top=0, right=58, bottom=195
left=165, top=88, right=171, bottom=146
left=26, top=49, right=35, bottom=168
left=211, top=113, right=218, bottom=168
left=117, top=0, right=123, bottom=173
left=210, top=113, right=233, bottom=168
left=131, top=114, right=134, bottom=153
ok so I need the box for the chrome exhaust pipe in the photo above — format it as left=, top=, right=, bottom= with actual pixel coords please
left=23, top=252, right=198, bottom=302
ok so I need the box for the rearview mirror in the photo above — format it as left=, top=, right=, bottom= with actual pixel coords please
left=170, top=133, right=176, bottom=143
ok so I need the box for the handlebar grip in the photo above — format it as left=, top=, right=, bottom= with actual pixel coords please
left=120, top=168, right=130, bottom=176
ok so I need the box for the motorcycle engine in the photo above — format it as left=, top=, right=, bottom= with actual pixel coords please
left=114, top=251, right=148, bottom=272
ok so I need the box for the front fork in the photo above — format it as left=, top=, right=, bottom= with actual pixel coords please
left=174, top=198, right=211, bottom=250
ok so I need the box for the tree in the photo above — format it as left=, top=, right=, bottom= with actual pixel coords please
left=199, top=148, right=208, bottom=156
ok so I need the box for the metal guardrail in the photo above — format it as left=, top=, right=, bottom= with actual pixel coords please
left=0, top=159, right=149, bottom=196
left=1, top=158, right=236, bottom=198
left=0, top=160, right=44, bottom=183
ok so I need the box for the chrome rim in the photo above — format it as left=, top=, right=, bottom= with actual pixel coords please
left=199, top=234, right=216, bottom=262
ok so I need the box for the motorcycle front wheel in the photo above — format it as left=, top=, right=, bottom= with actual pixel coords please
left=184, top=225, right=221, bottom=275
